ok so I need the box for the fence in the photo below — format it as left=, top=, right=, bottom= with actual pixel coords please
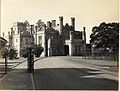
left=82, top=49, right=119, bottom=61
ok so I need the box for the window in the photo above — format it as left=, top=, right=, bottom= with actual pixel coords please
left=13, top=31, right=15, bottom=35
left=38, top=36, right=42, bottom=46
left=18, top=29, right=19, bottom=34
left=16, top=39, right=18, bottom=42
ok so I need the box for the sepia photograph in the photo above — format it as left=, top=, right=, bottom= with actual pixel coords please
left=0, top=0, right=119, bottom=90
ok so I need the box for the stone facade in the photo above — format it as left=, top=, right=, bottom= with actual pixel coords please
left=2, top=16, right=86, bottom=57
left=2, top=21, right=34, bottom=57
left=35, top=16, right=86, bottom=57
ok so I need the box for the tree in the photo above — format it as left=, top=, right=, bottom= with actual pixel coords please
left=32, top=45, right=44, bottom=57
left=21, top=44, right=44, bottom=58
left=90, top=22, right=119, bottom=53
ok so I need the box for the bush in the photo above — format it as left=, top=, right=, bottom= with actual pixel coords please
left=21, top=45, right=44, bottom=58
left=8, top=48, right=18, bottom=60
left=33, top=45, right=44, bottom=57
left=21, top=47, right=29, bottom=58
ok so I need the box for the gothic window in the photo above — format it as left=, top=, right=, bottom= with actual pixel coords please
left=38, top=36, right=42, bottom=46
left=77, top=45, right=80, bottom=54
left=13, top=31, right=15, bottom=35
left=18, top=28, right=20, bottom=34
left=75, top=45, right=77, bottom=55
left=16, top=39, right=18, bottom=42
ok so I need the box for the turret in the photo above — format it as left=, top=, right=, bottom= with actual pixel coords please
left=83, top=27, right=86, bottom=44
left=43, top=24, right=46, bottom=30
left=47, top=21, right=51, bottom=28
left=71, top=17, right=75, bottom=31
left=8, top=31, right=10, bottom=36
left=52, top=20, right=56, bottom=27
left=59, top=16, right=63, bottom=35
left=30, top=25, right=34, bottom=35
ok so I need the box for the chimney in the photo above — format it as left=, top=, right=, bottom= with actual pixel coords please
left=71, top=17, right=75, bottom=30
left=59, top=16, right=63, bottom=35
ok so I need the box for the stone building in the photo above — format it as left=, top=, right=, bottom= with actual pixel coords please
left=2, top=16, right=86, bottom=57
left=2, top=21, right=34, bottom=57
left=35, top=16, right=86, bottom=57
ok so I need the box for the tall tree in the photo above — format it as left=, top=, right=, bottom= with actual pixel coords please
left=90, top=22, right=119, bottom=53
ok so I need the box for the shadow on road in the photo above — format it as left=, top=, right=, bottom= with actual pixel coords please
left=33, top=68, right=118, bottom=90
left=0, top=68, right=118, bottom=90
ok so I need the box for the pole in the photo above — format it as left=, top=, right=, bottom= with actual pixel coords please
left=27, top=47, right=34, bottom=73
left=5, top=55, right=7, bottom=74
left=4, top=48, right=8, bottom=74
left=35, top=26, right=37, bottom=45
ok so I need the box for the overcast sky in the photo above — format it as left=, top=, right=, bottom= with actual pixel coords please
left=1, top=0, right=119, bottom=43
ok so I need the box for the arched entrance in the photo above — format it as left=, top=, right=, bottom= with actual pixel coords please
left=64, top=45, right=69, bottom=56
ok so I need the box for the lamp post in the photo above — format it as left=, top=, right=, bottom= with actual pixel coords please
left=35, top=26, right=37, bottom=45
left=27, top=47, right=34, bottom=73
left=4, top=47, right=8, bottom=74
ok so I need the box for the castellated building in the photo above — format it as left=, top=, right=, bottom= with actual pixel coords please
left=2, top=16, right=86, bottom=57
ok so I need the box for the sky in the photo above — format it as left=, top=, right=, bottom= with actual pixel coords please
left=0, top=0, right=119, bottom=43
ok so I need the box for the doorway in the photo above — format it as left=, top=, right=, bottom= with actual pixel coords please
left=64, top=45, right=69, bottom=56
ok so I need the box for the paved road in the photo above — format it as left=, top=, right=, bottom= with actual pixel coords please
left=0, top=56, right=118, bottom=90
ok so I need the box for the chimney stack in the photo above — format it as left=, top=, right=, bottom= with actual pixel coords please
left=71, top=17, right=75, bottom=30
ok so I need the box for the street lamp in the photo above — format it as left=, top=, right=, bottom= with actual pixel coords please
left=35, top=26, right=37, bottom=45
left=4, top=47, right=8, bottom=74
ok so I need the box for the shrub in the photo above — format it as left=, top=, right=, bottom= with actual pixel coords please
left=8, top=48, right=18, bottom=60
left=21, top=45, right=44, bottom=58
left=33, top=45, right=44, bottom=57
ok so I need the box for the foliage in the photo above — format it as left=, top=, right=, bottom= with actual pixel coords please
left=1, top=48, right=8, bottom=58
left=21, top=47, right=29, bottom=58
left=90, top=22, right=119, bottom=53
left=32, top=45, right=44, bottom=57
left=21, top=45, right=44, bottom=58
left=8, top=48, right=18, bottom=60
left=1, top=47, right=18, bottom=59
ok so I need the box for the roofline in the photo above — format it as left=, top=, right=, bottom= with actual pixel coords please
left=0, top=37, right=8, bottom=43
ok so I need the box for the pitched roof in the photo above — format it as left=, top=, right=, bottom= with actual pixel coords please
left=0, top=37, right=7, bottom=43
